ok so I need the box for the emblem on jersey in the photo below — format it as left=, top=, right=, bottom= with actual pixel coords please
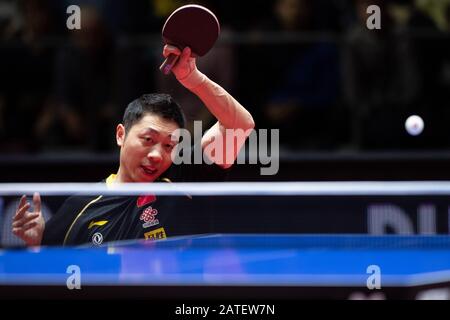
left=144, top=227, right=166, bottom=241
left=88, top=220, right=108, bottom=229
left=92, top=232, right=103, bottom=245
left=140, top=206, right=159, bottom=228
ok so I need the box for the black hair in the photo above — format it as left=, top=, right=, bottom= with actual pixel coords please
left=123, top=93, right=185, bottom=132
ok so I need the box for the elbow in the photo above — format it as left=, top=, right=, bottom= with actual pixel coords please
left=249, top=115, right=255, bottom=130
left=244, top=112, right=255, bottom=131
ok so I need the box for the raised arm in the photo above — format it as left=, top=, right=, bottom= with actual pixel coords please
left=163, top=45, right=255, bottom=168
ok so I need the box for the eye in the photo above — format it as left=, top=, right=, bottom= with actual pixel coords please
left=143, top=137, right=154, bottom=143
left=165, top=144, right=175, bottom=151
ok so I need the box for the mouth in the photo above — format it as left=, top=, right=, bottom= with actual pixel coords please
left=141, top=166, right=158, bottom=176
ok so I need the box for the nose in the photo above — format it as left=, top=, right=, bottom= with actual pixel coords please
left=146, top=146, right=162, bottom=163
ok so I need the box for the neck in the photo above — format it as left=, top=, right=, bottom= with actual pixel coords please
left=115, top=167, right=129, bottom=183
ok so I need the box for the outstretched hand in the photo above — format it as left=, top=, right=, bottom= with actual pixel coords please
left=12, top=193, right=45, bottom=247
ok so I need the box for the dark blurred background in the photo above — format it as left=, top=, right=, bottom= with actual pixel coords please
left=1, top=0, right=450, bottom=181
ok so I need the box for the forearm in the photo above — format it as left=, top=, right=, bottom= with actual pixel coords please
left=178, top=70, right=254, bottom=130
left=165, top=44, right=255, bottom=167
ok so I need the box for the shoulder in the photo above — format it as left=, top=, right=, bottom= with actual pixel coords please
left=42, top=195, right=101, bottom=246
left=60, top=195, right=102, bottom=211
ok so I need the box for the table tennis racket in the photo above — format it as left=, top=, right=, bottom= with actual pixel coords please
left=160, top=4, right=220, bottom=75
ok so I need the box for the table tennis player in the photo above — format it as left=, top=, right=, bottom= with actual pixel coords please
left=12, top=41, right=255, bottom=246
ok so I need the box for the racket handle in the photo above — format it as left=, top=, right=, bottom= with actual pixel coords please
left=160, top=54, right=179, bottom=75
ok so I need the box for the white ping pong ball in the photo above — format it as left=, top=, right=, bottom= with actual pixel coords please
left=405, top=115, right=424, bottom=136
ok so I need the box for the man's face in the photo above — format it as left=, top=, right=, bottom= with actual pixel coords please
left=116, top=113, right=179, bottom=183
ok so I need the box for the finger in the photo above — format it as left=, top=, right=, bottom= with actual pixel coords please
left=163, top=44, right=181, bottom=58
left=12, top=212, right=39, bottom=228
left=12, top=213, right=39, bottom=228
left=182, top=46, right=191, bottom=58
left=21, top=220, right=38, bottom=231
left=17, top=201, right=30, bottom=213
left=12, top=220, right=37, bottom=236
left=33, top=192, right=41, bottom=213
left=17, top=195, right=27, bottom=210
left=14, top=202, right=31, bottom=220
left=178, top=47, right=192, bottom=65
left=16, top=195, right=28, bottom=215
left=12, top=228, right=24, bottom=237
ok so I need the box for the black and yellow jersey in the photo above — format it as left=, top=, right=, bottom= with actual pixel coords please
left=42, top=161, right=228, bottom=246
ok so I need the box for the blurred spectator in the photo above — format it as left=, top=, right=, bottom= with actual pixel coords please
left=0, top=0, right=21, bottom=40
left=1, top=0, right=449, bottom=154
left=0, top=0, right=57, bottom=152
left=406, top=1, right=450, bottom=148
left=257, top=0, right=342, bottom=149
left=344, top=0, right=450, bottom=149
left=34, top=5, right=119, bottom=151
left=342, top=0, right=430, bottom=149
left=57, top=0, right=158, bottom=35
left=414, top=0, right=450, bottom=31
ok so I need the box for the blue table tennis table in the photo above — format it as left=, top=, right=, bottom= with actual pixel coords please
left=1, top=234, right=450, bottom=299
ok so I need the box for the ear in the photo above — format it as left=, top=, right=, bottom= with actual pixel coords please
left=116, top=124, right=125, bottom=147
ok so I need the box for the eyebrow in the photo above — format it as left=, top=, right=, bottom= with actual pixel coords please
left=142, top=127, right=176, bottom=140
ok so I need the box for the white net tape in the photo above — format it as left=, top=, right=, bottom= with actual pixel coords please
left=0, top=181, right=450, bottom=196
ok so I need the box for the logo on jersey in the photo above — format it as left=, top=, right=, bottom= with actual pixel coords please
left=140, top=206, right=159, bottom=228
left=144, top=227, right=166, bottom=241
left=92, top=232, right=103, bottom=245
left=88, top=220, right=108, bottom=229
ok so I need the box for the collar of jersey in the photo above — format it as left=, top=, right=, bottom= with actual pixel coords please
left=106, top=174, right=171, bottom=186
left=104, top=174, right=190, bottom=200
left=106, top=174, right=116, bottom=187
